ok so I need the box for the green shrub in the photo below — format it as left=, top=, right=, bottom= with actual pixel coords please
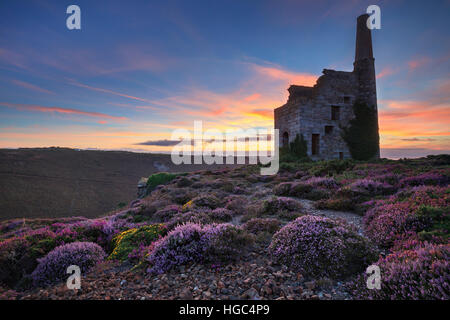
left=146, top=172, right=181, bottom=191
left=416, top=205, right=449, bottom=241
left=342, top=101, right=379, bottom=160
left=308, top=159, right=355, bottom=177
left=290, top=134, right=308, bottom=158
left=109, top=224, right=167, bottom=262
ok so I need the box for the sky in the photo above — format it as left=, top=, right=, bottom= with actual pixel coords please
left=0, top=0, right=449, bottom=158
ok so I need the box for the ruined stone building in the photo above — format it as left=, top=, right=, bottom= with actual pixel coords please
left=274, top=14, right=380, bottom=160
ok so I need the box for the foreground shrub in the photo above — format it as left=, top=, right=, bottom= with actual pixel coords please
left=269, top=215, right=378, bottom=279
left=304, top=177, right=340, bottom=189
left=31, top=242, right=105, bottom=287
left=205, top=224, right=254, bottom=263
left=165, top=210, right=213, bottom=231
left=400, top=172, right=449, bottom=188
left=315, top=198, right=355, bottom=211
left=0, top=228, right=65, bottom=288
left=243, top=218, right=281, bottom=235
left=273, top=182, right=293, bottom=196
left=308, top=159, right=355, bottom=176
left=351, top=242, right=449, bottom=300
left=187, top=194, right=222, bottom=210
left=147, top=172, right=178, bottom=190
left=210, top=208, right=233, bottom=222
left=349, top=179, right=394, bottom=196
left=109, top=225, right=166, bottom=262
left=147, top=223, right=252, bottom=274
left=262, top=197, right=303, bottom=215
left=152, top=205, right=181, bottom=222
left=364, top=186, right=449, bottom=248
left=224, top=195, right=248, bottom=214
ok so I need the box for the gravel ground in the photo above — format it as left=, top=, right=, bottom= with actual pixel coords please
left=18, top=243, right=352, bottom=300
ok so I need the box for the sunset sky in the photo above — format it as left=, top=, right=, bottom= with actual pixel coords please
left=0, top=0, right=449, bottom=158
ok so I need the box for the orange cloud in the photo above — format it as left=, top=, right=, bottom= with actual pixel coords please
left=245, top=109, right=273, bottom=119
left=376, top=67, right=396, bottom=79
left=0, top=102, right=127, bottom=121
left=251, top=64, right=317, bottom=86
left=378, top=98, right=450, bottom=150
left=408, top=57, right=431, bottom=71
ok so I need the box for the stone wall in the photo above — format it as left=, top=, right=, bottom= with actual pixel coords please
left=275, top=70, right=358, bottom=160
left=274, top=13, right=380, bottom=161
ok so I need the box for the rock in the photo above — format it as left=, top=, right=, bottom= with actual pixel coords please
left=261, top=285, right=272, bottom=296
left=305, top=281, right=315, bottom=290
left=179, top=288, right=193, bottom=300
left=241, top=288, right=260, bottom=300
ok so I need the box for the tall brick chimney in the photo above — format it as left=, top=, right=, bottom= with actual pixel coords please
left=353, top=13, right=380, bottom=158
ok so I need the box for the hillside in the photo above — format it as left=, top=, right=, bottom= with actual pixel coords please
left=0, top=156, right=448, bottom=300
left=0, top=148, right=232, bottom=220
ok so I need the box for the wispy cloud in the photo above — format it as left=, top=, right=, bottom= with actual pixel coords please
left=69, top=81, right=152, bottom=103
left=11, top=79, right=54, bottom=95
left=407, top=56, right=431, bottom=71
left=376, top=66, right=397, bottom=79
left=251, top=63, right=317, bottom=86
left=0, top=102, right=127, bottom=121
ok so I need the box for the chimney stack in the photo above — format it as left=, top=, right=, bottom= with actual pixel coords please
left=353, top=13, right=377, bottom=108
left=354, top=13, right=374, bottom=62
left=353, top=13, right=380, bottom=159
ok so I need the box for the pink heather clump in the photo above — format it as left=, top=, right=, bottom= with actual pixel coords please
left=147, top=223, right=251, bottom=274
left=269, top=215, right=378, bottom=279
left=210, top=208, right=234, bottom=222
left=352, top=242, right=449, bottom=300
left=31, top=241, right=105, bottom=288
left=243, top=218, right=281, bottom=235
left=263, top=197, right=303, bottom=214
left=364, top=185, right=449, bottom=248
left=400, top=172, right=449, bottom=188
left=304, top=176, right=340, bottom=189
left=349, top=179, right=394, bottom=196
left=153, top=205, right=182, bottom=222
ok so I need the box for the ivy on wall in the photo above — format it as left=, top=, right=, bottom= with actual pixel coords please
left=342, top=101, right=379, bottom=160
left=290, top=133, right=308, bottom=158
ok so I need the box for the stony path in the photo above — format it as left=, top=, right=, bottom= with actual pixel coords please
left=298, top=199, right=364, bottom=235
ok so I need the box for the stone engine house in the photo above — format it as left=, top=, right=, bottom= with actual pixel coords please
left=274, top=14, right=380, bottom=160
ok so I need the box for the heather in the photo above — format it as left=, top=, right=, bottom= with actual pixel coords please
left=0, top=155, right=449, bottom=300
left=351, top=242, right=449, bottom=299
left=146, top=223, right=253, bottom=274
left=269, top=215, right=378, bottom=279
left=31, top=242, right=105, bottom=287
left=363, top=185, right=449, bottom=248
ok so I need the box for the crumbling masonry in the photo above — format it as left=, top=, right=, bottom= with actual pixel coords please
left=274, top=14, right=380, bottom=160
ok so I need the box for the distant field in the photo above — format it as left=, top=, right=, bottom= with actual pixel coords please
left=0, top=148, right=235, bottom=220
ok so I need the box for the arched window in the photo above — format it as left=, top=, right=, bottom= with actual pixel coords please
left=282, top=132, right=289, bottom=147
